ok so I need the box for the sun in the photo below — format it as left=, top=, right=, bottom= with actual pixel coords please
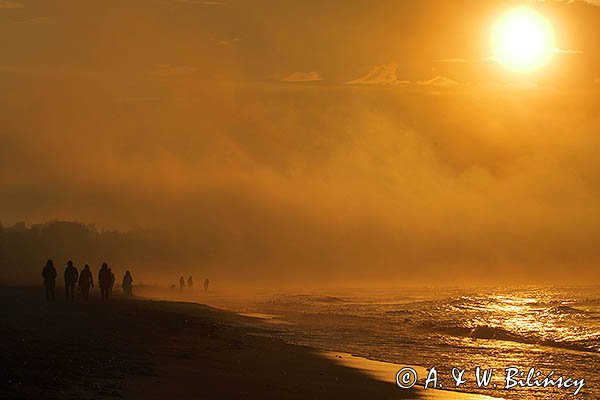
left=492, top=6, right=556, bottom=73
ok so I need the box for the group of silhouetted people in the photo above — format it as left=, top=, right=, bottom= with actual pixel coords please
left=177, top=275, right=209, bottom=291
left=42, top=259, right=134, bottom=302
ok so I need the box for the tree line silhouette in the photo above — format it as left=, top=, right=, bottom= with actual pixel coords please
left=0, top=220, right=184, bottom=284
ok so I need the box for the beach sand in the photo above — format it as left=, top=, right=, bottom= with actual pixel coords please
left=0, top=287, right=499, bottom=399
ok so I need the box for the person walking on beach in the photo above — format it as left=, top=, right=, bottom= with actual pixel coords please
left=179, top=276, right=185, bottom=290
left=64, top=260, right=78, bottom=302
left=42, top=259, right=57, bottom=301
left=187, top=275, right=193, bottom=290
left=203, top=278, right=209, bottom=292
left=99, top=263, right=112, bottom=300
left=122, top=270, right=133, bottom=296
left=109, top=268, right=115, bottom=295
left=78, top=264, right=94, bottom=300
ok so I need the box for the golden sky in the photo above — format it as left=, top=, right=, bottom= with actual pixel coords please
left=1, top=0, right=600, bottom=284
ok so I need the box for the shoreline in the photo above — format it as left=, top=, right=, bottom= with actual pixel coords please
left=320, top=352, right=504, bottom=400
left=136, top=287, right=505, bottom=400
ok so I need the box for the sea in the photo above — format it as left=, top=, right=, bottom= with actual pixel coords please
left=222, top=286, right=600, bottom=399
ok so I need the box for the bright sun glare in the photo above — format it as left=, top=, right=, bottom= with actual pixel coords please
left=492, top=6, right=556, bottom=73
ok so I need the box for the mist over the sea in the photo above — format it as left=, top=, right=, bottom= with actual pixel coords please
left=2, top=0, right=600, bottom=287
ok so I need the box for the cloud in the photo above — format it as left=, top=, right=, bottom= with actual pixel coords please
left=347, top=64, right=459, bottom=88
left=416, top=75, right=460, bottom=87
left=3, top=60, right=600, bottom=286
left=281, top=71, right=322, bottom=83
left=2, top=0, right=600, bottom=286
left=216, top=38, right=240, bottom=47
left=346, top=63, right=407, bottom=85
left=0, top=0, right=23, bottom=9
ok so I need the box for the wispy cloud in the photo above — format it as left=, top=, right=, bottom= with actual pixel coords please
left=346, top=64, right=459, bottom=88
left=281, top=71, right=322, bottom=83
left=216, top=38, right=240, bottom=47
left=416, top=75, right=460, bottom=87
left=346, top=63, right=407, bottom=85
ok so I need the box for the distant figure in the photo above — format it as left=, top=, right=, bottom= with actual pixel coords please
left=187, top=276, right=193, bottom=290
left=109, top=268, right=115, bottom=295
left=122, top=270, right=133, bottom=296
left=203, top=278, right=209, bottom=292
left=64, top=260, right=79, bottom=302
left=179, top=276, right=185, bottom=290
left=78, top=264, right=94, bottom=301
left=42, top=259, right=57, bottom=301
left=98, top=263, right=112, bottom=300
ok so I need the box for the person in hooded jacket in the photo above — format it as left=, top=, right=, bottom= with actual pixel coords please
left=78, top=264, right=94, bottom=300
left=42, top=259, right=57, bottom=301
left=64, top=260, right=79, bottom=302
left=98, top=263, right=112, bottom=300
left=122, top=270, right=134, bottom=296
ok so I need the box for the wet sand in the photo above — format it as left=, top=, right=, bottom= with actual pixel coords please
left=0, top=287, right=501, bottom=399
left=321, top=352, right=503, bottom=400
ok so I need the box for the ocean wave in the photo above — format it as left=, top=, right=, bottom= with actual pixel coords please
left=383, top=309, right=414, bottom=316
left=547, top=305, right=590, bottom=314
left=266, top=294, right=348, bottom=306
left=428, top=323, right=599, bottom=354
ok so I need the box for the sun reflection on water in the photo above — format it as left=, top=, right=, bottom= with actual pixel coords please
left=242, top=287, right=600, bottom=399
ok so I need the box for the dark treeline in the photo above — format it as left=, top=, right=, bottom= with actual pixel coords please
left=0, top=221, right=182, bottom=284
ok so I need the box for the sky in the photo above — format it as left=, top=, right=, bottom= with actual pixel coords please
left=1, top=0, right=600, bottom=285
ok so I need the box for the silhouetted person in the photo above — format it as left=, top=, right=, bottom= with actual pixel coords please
left=64, top=260, right=78, bottom=302
left=179, top=276, right=185, bottom=290
left=187, top=276, right=193, bottom=290
left=203, top=278, right=209, bottom=292
left=78, top=264, right=94, bottom=300
left=109, top=268, right=115, bottom=295
left=42, top=259, right=57, bottom=301
left=99, top=263, right=112, bottom=300
left=122, top=270, right=133, bottom=296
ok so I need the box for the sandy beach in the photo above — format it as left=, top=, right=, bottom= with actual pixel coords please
left=0, top=286, right=422, bottom=399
